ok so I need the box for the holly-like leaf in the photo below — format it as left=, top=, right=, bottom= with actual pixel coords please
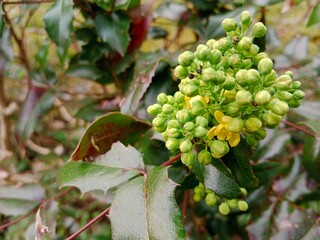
left=204, top=164, right=242, bottom=199
left=0, top=3, right=4, bottom=39
left=224, top=141, right=259, bottom=188
left=71, top=112, right=151, bottom=161
left=307, top=3, right=320, bottom=27
left=120, top=53, right=162, bottom=115
left=43, top=0, right=73, bottom=47
left=59, top=142, right=144, bottom=194
left=95, top=12, right=130, bottom=56
left=109, top=166, right=186, bottom=239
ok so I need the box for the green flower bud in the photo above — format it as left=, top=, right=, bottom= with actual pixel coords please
left=178, top=51, right=195, bottom=67
left=263, top=70, right=278, bottom=87
left=157, top=93, right=168, bottom=105
left=194, top=126, right=208, bottom=138
left=219, top=202, right=230, bottom=215
left=277, top=91, right=292, bottom=101
left=193, top=193, right=202, bottom=202
left=228, top=118, right=244, bottom=132
left=223, top=76, right=236, bottom=90
left=242, top=59, right=252, bottom=69
left=227, top=102, right=240, bottom=116
left=176, top=109, right=193, bottom=123
left=275, top=75, right=292, bottom=90
left=227, top=199, right=238, bottom=208
left=270, top=99, right=289, bottom=115
left=236, top=90, right=252, bottom=105
left=235, top=69, right=248, bottom=87
left=263, top=111, right=283, bottom=127
left=213, top=70, right=225, bottom=84
left=246, top=134, right=259, bottom=147
left=174, top=65, right=189, bottom=79
left=167, top=119, right=180, bottom=129
left=237, top=37, right=252, bottom=50
left=162, top=132, right=168, bottom=141
left=255, top=90, right=271, bottom=105
left=162, top=104, right=173, bottom=114
left=181, top=151, right=195, bottom=166
left=253, top=52, right=269, bottom=66
left=217, top=37, right=233, bottom=53
left=290, top=81, right=301, bottom=89
left=183, top=84, right=199, bottom=97
left=147, top=104, right=162, bottom=115
left=201, top=68, right=216, bottom=82
left=166, top=128, right=180, bottom=138
left=240, top=11, right=252, bottom=27
left=293, top=90, right=305, bottom=100
left=165, top=138, right=180, bottom=151
left=206, top=39, right=216, bottom=49
left=167, top=96, right=175, bottom=105
left=221, top=18, right=238, bottom=32
left=209, top=49, right=222, bottom=65
left=249, top=44, right=259, bottom=56
left=152, top=117, right=166, bottom=127
left=198, top=150, right=212, bottom=165
left=247, top=69, right=260, bottom=85
left=205, top=192, right=218, bottom=206
left=224, top=89, right=237, bottom=102
left=155, top=125, right=167, bottom=133
left=252, top=22, right=267, bottom=38
left=194, top=185, right=205, bottom=195
left=258, top=58, right=273, bottom=75
left=245, top=117, right=262, bottom=132
left=288, top=99, right=301, bottom=108
left=174, top=91, right=185, bottom=104
left=285, top=71, right=293, bottom=78
left=196, top=44, right=211, bottom=61
left=195, top=116, right=208, bottom=127
left=228, top=53, right=242, bottom=68
left=210, top=140, right=229, bottom=158
left=180, top=140, right=193, bottom=153
left=254, top=128, right=267, bottom=140
left=183, top=122, right=195, bottom=131
left=191, top=100, right=205, bottom=115
left=238, top=200, right=249, bottom=211
left=240, top=187, right=248, bottom=196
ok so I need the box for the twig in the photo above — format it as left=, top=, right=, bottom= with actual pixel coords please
left=66, top=206, right=111, bottom=240
left=282, top=119, right=317, bottom=139
left=0, top=72, right=11, bottom=151
left=2, top=0, right=54, bottom=5
left=182, top=190, right=188, bottom=224
left=161, top=153, right=182, bottom=166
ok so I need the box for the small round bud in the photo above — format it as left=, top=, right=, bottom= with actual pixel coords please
left=193, top=193, right=202, bottom=202
left=174, top=91, right=185, bottom=104
left=210, top=140, right=229, bottom=159
left=235, top=69, right=248, bottom=87
left=178, top=51, right=195, bottom=67
left=227, top=102, right=240, bottom=116
left=285, top=71, right=293, bottom=78
left=254, top=128, right=267, bottom=140
left=293, top=90, right=305, bottom=100
left=237, top=37, right=252, bottom=50
left=147, top=104, right=162, bottom=115
left=205, top=192, right=218, bottom=206
left=167, top=95, right=175, bottom=105
left=240, top=11, right=252, bottom=27
left=236, top=90, right=252, bottom=105
left=253, top=52, right=269, bottom=65
left=245, top=117, right=262, bottom=132
left=152, top=117, right=166, bottom=127
left=191, top=100, right=205, bottom=115
left=228, top=53, right=242, bottom=68
left=174, top=65, right=189, bottom=79
left=167, top=120, right=180, bottom=129
left=277, top=91, right=292, bottom=101
left=288, top=99, right=301, bottom=108
left=219, top=202, right=230, bottom=215
left=194, top=126, right=208, bottom=138
left=249, top=44, right=259, bottom=56
left=162, top=104, right=173, bottom=114
left=165, top=138, right=180, bottom=151
left=252, top=22, right=267, bottom=38
left=181, top=151, right=195, bottom=166
left=223, top=76, right=236, bottom=90
left=290, top=81, right=301, bottom=89
left=224, top=89, right=237, bottom=102
left=183, top=84, right=199, bottom=97
left=228, top=118, right=244, bottom=132
left=206, top=39, right=216, bottom=49
left=196, top=45, right=211, bottom=61
left=240, top=187, right=248, bottom=196
left=246, top=134, right=259, bottom=147
left=195, top=116, right=208, bottom=127
left=275, top=75, right=292, bottom=90
left=270, top=99, right=289, bottom=115
left=222, top=18, right=238, bottom=32
left=176, top=109, right=193, bottom=123
left=157, top=93, right=168, bottom=105
left=263, top=111, right=283, bottom=127
left=227, top=199, right=238, bottom=208
left=258, top=58, right=273, bottom=75
left=155, top=125, right=167, bottom=133
left=194, top=185, right=205, bottom=195
left=238, top=200, right=249, bottom=211
left=217, top=37, right=233, bottom=53
left=180, top=140, right=193, bottom=153
left=201, top=68, right=216, bottom=82
left=183, top=122, right=195, bottom=131
left=247, top=69, right=260, bottom=85
left=263, top=70, right=277, bottom=87
left=198, top=150, right=212, bottom=165
left=166, top=128, right=180, bottom=138
left=255, top=90, right=271, bottom=105
left=209, top=49, right=222, bottom=65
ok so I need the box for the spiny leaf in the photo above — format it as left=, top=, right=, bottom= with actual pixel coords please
left=109, top=166, right=186, bottom=239
left=43, top=0, right=74, bottom=47
left=71, top=112, right=151, bottom=161
left=307, top=3, right=320, bottom=27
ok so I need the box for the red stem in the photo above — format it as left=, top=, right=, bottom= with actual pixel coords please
left=161, top=153, right=182, bottom=166
left=282, top=119, right=317, bottom=138
left=66, top=206, right=111, bottom=240
left=182, top=190, right=188, bottom=224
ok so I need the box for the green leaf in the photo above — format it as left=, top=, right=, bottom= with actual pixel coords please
left=95, top=12, right=130, bottom=56
left=109, top=167, right=186, bottom=239
left=204, top=164, right=242, bottom=199
left=302, top=135, right=320, bottom=181
left=307, top=3, right=320, bottom=27
left=59, top=142, right=144, bottom=194
left=0, top=3, right=4, bottom=39
left=120, top=53, right=162, bottom=115
left=71, top=112, right=151, bottom=161
left=252, top=161, right=282, bottom=186
left=0, top=199, right=39, bottom=216
left=35, top=42, right=49, bottom=71
left=66, top=64, right=103, bottom=80
left=224, top=141, right=259, bottom=188
left=43, top=0, right=73, bottom=46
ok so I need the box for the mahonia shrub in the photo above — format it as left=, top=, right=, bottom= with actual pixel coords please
left=147, top=11, right=304, bottom=214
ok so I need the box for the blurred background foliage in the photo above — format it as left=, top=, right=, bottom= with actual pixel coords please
left=0, top=0, right=319, bottom=239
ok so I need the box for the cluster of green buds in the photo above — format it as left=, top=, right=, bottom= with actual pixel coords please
left=194, top=183, right=249, bottom=215
left=147, top=11, right=304, bottom=166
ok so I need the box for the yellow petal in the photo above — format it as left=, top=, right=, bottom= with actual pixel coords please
left=222, top=116, right=231, bottom=123
left=184, top=96, right=191, bottom=109
left=216, top=125, right=228, bottom=140
left=228, top=133, right=240, bottom=147
left=207, top=126, right=217, bottom=139
left=214, top=111, right=224, bottom=123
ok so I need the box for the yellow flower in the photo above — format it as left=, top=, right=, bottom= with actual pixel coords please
left=207, top=111, right=240, bottom=147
